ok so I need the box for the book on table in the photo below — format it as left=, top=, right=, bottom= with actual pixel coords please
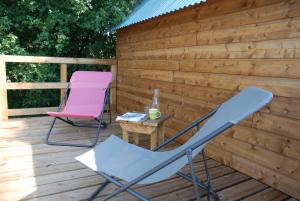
left=116, top=112, right=147, bottom=122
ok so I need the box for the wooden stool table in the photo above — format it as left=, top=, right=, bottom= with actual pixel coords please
left=118, top=115, right=170, bottom=149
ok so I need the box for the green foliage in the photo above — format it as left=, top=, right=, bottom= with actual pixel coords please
left=0, top=0, right=139, bottom=109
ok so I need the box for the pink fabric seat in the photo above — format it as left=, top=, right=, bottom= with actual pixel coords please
left=47, top=71, right=112, bottom=119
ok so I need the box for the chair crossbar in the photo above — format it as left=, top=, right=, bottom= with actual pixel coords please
left=57, top=117, right=105, bottom=128
left=87, top=180, right=110, bottom=201
left=177, top=171, right=220, bottom=201
left=99, top=172, right=149, bottom=201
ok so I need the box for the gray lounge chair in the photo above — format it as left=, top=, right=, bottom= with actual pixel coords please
left=76, top=87, right=273, bottom=201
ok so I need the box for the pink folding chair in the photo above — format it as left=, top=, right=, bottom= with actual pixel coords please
left=46, top=71, right=112, bottom=147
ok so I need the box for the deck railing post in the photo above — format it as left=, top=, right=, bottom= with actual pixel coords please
left=110, top=64, right=117, bottom=114
left=60, top=63, right=67, bottom=104
left=0, top=56, right=8, bottom=121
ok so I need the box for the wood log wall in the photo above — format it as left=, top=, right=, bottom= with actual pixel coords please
left=116, top=0, right=300, bottom=198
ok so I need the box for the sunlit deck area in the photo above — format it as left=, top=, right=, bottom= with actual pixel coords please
left=0, top=116, right=295, bottom=201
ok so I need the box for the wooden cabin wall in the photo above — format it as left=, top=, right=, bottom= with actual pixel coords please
left=116, top=0, right=300, bottom=198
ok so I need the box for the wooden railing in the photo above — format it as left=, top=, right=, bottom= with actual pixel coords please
left=0, top=55, right=117, bottom=121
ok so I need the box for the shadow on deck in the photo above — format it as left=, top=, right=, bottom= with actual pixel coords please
left=0, top=116, right=296, bottom=201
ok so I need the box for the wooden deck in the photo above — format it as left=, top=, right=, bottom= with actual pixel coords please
left=0, top=116, right=295, bottom=201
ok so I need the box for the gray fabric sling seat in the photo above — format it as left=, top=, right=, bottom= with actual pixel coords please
left=76, top=87, right=273, bottom=201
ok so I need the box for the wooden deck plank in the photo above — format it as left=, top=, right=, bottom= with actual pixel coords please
left=285, top=198, right=299, bottom=201
left=0, top=123, right=118, bottom=148
left=218, top=179, right=268, bottom=201
left=0, top=168, right=98, bottom=194
left=0, top=117, right=293, bottom=201
left=153, top=172, right=250, bottom=201
left=242, top=187, right=290, bottom=201
left=0, top=161, right=84, bottom=183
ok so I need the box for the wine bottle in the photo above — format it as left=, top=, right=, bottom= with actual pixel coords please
left=151, top=89, right=160, bottom=109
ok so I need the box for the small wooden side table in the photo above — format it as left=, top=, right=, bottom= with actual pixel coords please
left=117, top=115, right=170, bottom=149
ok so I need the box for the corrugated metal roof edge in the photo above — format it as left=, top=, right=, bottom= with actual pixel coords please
left=109, top=1, right=205, bottom=32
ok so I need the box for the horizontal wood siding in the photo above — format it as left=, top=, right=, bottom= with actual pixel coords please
left=116, top=0, right=300, bottom=198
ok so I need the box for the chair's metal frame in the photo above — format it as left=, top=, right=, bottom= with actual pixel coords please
left=87, top=106, right=234, bottom=200
left=46, top=83, right=111, bottom=148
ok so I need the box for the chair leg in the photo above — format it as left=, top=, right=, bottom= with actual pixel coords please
left=45, top=117, right=57, bottom=145
left=46, top=117, right=102, bottom=148
left=99, top=172, right=149, bottom=201
left=108, top=100, right=112, bottom=125
left=187, top=149, right=201, bottom=201
left=87, top=180, right=110, bottom=201
left=202, top=150, right=220, bottom=201
left=202, top=150, right=211, bottom=201
left=100, top=122, right=107, bottom=129
left=91, top=120, right=102, bottom=147
left=176, top=152, right=220, bottom=201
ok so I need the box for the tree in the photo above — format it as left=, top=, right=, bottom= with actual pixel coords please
left=0, top=0, right=139, bottom=109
